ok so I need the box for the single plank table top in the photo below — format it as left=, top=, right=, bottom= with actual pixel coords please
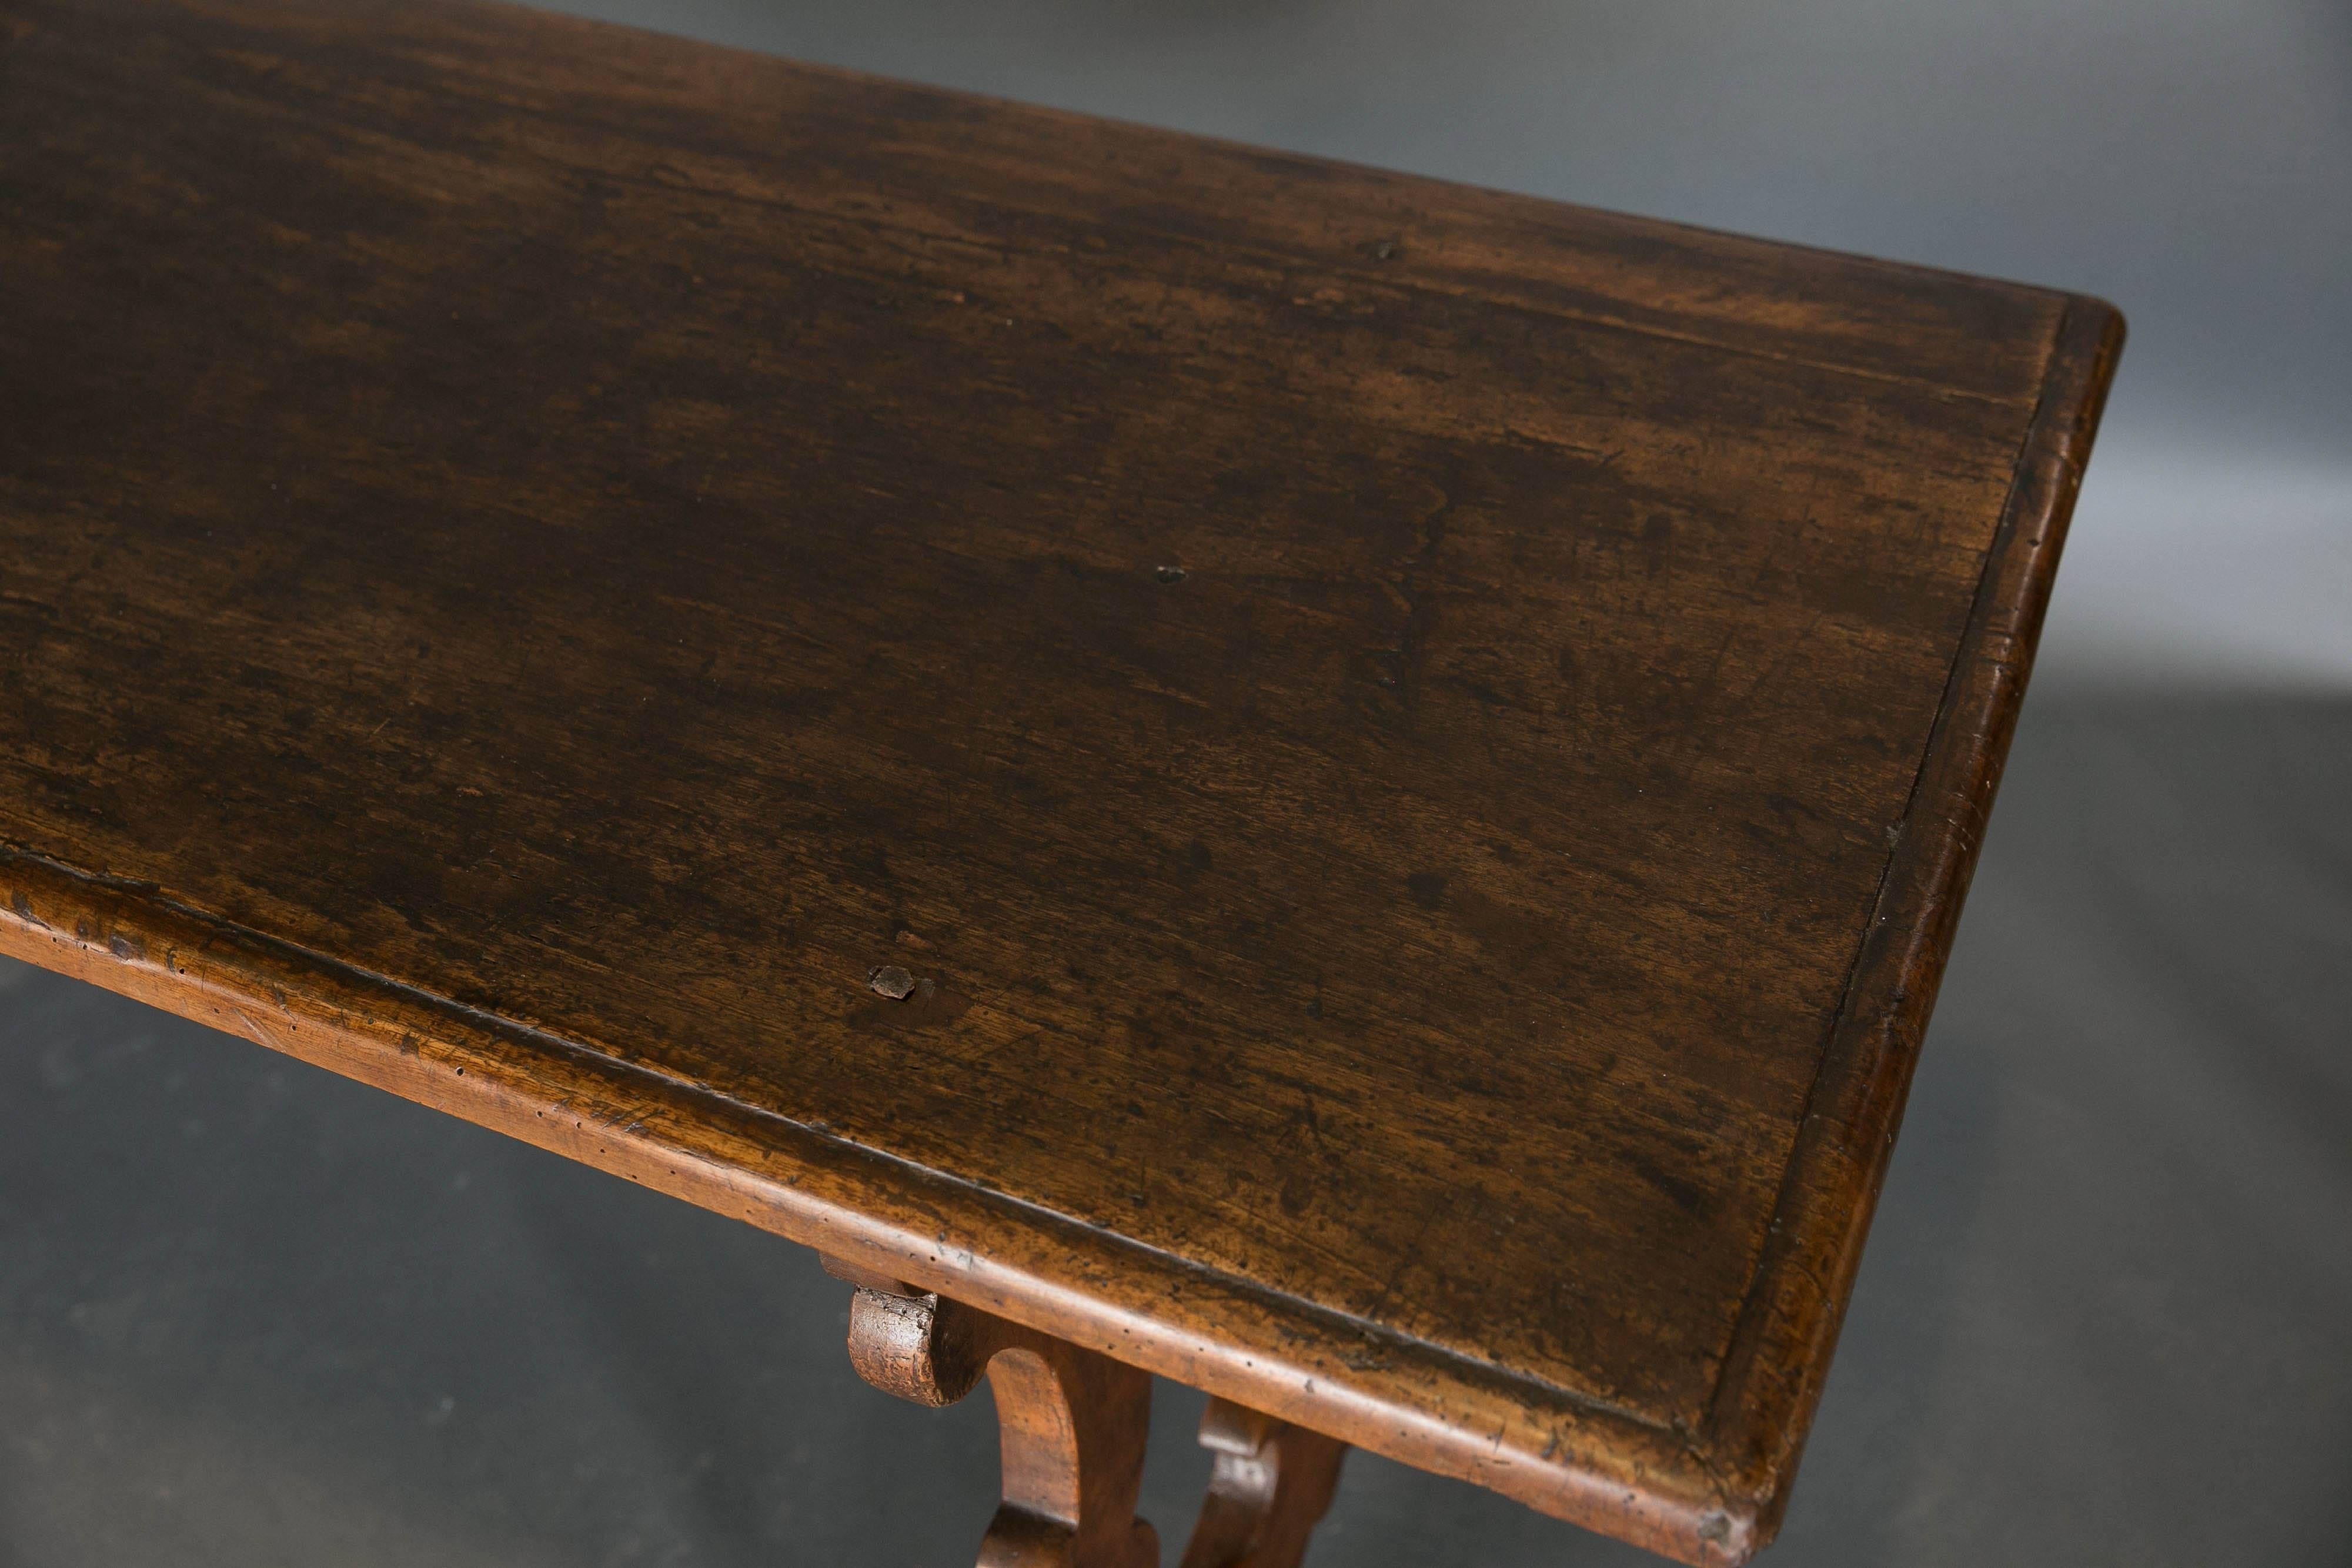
left=0, top=0, right=2121, bottom=1560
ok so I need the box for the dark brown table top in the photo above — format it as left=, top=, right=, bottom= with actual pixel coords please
left=0, top=0, right=2120, bottom=1559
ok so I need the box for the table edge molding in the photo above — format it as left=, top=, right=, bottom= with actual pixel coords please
left=0, top=844, right=1740, bottom=1562
left=1696, top=295, right=2127, bottom=1547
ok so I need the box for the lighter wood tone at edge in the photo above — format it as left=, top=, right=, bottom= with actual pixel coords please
left=0, top=868, right=1742, bottom=1562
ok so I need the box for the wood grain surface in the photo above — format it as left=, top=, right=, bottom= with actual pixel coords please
left=0, top=0, right=2122, bottom=1559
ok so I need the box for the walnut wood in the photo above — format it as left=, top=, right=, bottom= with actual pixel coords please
left=842, top=1281, right=1159, bottom=1568
left=1177, top=1399, right=1347, bottom=1568
left=834, top=1270, right=1341, bottom=1568
left=0, top=0, right=2122, bottom=1559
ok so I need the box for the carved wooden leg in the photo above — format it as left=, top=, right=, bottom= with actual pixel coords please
left=827, top=1258, right=1157, bottom=1568
left=824, top=1259, right=1346, bottom=1568
left=1175, top=1398, right=1347, bottom=1568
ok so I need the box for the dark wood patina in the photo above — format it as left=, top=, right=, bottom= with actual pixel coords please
left=0, top=0, right=2120, bottom=1559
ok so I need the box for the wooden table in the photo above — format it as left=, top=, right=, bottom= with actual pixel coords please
left=0, top=0, right=2122, bottom=1560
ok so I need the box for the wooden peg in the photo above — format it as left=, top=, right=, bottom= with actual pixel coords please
left=830, top=1262, right=1158, bottom=1568
left=1175, top=1398, right=1348, bottom=1568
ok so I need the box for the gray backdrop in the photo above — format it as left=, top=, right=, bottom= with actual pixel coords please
left=2, top=0, right=2346, bottom=1562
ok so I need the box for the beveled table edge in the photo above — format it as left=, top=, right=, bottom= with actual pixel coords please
left=0, top=854, right=1731, bottom=1554
left=1699, top=295, right=2126, bottom=1547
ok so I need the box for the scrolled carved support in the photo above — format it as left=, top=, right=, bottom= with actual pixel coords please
left=825, top=1258, right=1345, bottom=1568
left=1176, top=1398, right=1347, bottom=1568
left=830, top=1258, right=1157, bottom=1568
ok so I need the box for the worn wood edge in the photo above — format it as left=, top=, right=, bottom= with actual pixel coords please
left=1693, top=296, right=2127, bottom=1549
left=0, top=851, right=1744, bottom=1562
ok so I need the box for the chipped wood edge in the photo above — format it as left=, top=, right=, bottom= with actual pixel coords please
left=1695, top=295, right=2127, bottom=1552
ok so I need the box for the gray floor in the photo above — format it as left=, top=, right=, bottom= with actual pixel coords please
left=2, top=693, right=2347, bottom=1566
